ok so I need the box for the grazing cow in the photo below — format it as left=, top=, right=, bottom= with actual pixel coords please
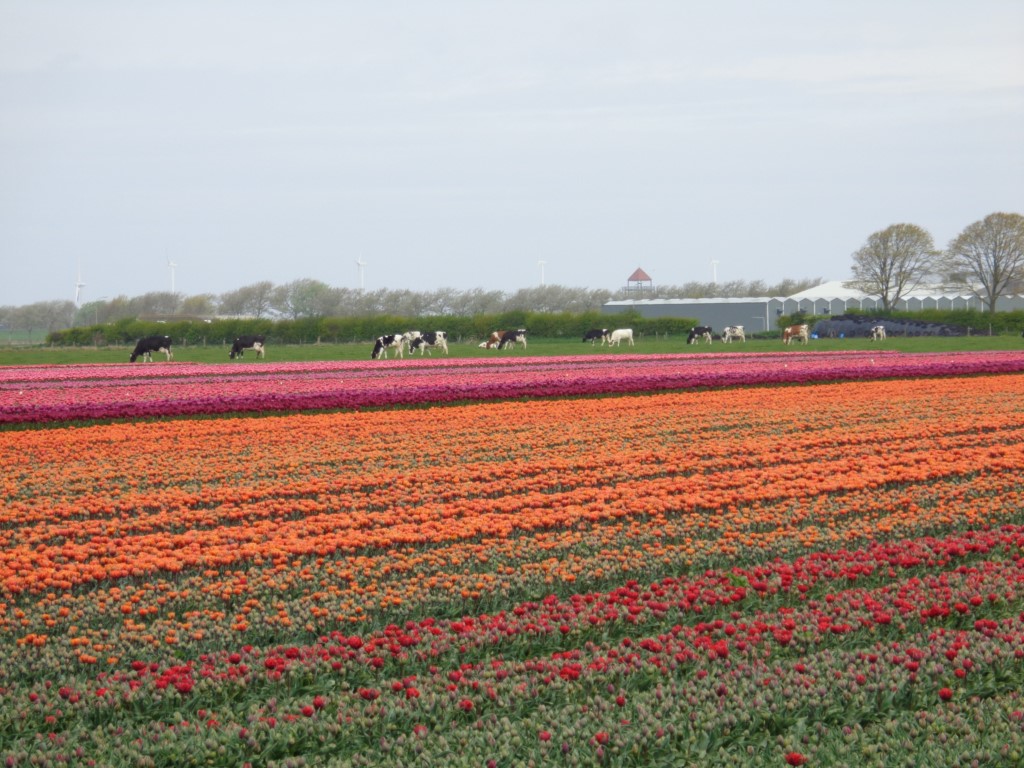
left=371, top=334, right=405, bottom=359
left=229, top=334, right=266, bottom=359
left=582, top=328, right=610, bottom=345
left=498, top=329, right=527, bottom=349
left=129, top=335, right=173, bottom=363
left=479, top=330, right=506, bottom=349
left=410, top=330, right=449, bottom=355
left=782, top=323, right=810, bottom=345
left=870, top=325, right=887, bottom=341
left=607, top=328, right=634, bottom=347
left=721, top=325, right=746, bottom=343
left=687, top=326, right=713, bottom=345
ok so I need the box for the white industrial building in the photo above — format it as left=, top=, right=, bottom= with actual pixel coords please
left=602, top=280, right=1024, bottom=331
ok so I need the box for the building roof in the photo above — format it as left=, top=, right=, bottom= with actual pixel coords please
left=788, top=279, right=1021, bottom=302
left=606, top=278, right=1024, bottom=307
left=786, top=280, right=868, bottom=301
left=604, top=297, right=782, bottom=306
left=627, top=267, right=652, bottom=282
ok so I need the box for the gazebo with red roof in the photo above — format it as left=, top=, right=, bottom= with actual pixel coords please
left=625, top=267, right=653, bottom=295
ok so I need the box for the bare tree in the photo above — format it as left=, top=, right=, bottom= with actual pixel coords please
left=218, top=281, right=276, bottom=318
left=179, top=294, right=218, bottom=317
left=449, top=288, right=507, bottom=316
left=617, top=278, right=822, bottom=300
left=942, top=212, right=1024, bottom=314
left=271, top=279, right=336, bottom=319
left=129, top=292, right=181, bottom=317
left=768, top=278, right=823, bottom=297
left=104, top=296, right=134, bottom=322
left=502, top=285, right=610, bottom=312
left=847, top=224, right=937, bottom=311
left=74, top=299, right=112, bottom=327
left=6, top=301, right=76, bottom=337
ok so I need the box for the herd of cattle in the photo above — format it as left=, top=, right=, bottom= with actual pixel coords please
left=371, top=331, right=452, bottom=359
left=128, top=322, right=894, bottom=362
left=129, top=334, right=266, bottom=362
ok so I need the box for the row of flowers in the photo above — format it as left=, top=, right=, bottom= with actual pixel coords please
left=2, top=350, right=1024, bottom=423
left=1, top=361, right=1022, bottom=764
left=2, top=375, right=1021, bottom=602
left=3, top=526, right=1023, bottom=765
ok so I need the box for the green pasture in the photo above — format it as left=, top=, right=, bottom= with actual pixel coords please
left=0, top=333, right=1020, bottom=366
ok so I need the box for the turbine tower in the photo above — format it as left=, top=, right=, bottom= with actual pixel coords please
left=538, top=260, right=546, bottom=286
left=75, top=263, right=86, bottom=306
left=710, top=259, right=719, bottom=285
left=168, top=257, right=178, bottom=293
left=355, top=257, right=367, bottom=291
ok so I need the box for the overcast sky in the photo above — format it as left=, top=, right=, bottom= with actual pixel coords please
left=2, top=1, right=1022, bottom=307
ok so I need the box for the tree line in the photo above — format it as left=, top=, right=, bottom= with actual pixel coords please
left=2, top=278, right=820, bottom=337
left=7, top=209, right=1022, bottom=338
left=849, top=212, right=1024, bottom=313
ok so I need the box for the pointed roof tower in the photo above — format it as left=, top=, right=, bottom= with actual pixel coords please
left=625, top=268, right=653, bottom=296
left=627, top=267, right=652, bottom=283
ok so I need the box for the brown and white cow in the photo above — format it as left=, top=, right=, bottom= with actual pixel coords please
left=479, top=330, right=507, bottom=349
left=782, top=324, right=809, bottom=345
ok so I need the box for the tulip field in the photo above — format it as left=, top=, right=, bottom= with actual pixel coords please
left=2, top=350, right=1024, bottom=766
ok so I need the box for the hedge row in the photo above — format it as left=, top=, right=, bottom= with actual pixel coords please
left=46, top=310, right=700, bottom=347
left=47, top=307, right=1024, bottom=348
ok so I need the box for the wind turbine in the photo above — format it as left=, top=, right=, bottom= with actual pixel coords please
left=538, top=260, right=546, bottom=286
left=710, top=259, right=719, bottom=285
left=355, top=257, right=367, bottom=291
left=75, top=263, right=86, bottom=306
left=168, top=257, right=178, bottom=293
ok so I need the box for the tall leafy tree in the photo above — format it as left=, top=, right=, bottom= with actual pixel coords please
left=943, top=212, right=1024, bottom=314
left=848, top=224, right=937, bottom=311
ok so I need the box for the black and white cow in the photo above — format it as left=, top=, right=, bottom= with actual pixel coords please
left=409, top=330, right=449, bottom=355
left=371, top=334, right=405, bottom=359
left=687, top=326, right=713, bottom=344
left=870, top=325, right=887, bottom=341
left=229, top=334, right=266, bottom=359
left=498, top=329, right=527, bottom=349
left=721, top=325, right=745, bottom=343
left=582, top=328, right=610, bottom=345
left=129, top=335, right=173, bottom=363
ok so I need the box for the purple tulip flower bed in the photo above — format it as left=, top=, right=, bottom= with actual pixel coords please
left=2, top=350, right=1024, bottom=425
